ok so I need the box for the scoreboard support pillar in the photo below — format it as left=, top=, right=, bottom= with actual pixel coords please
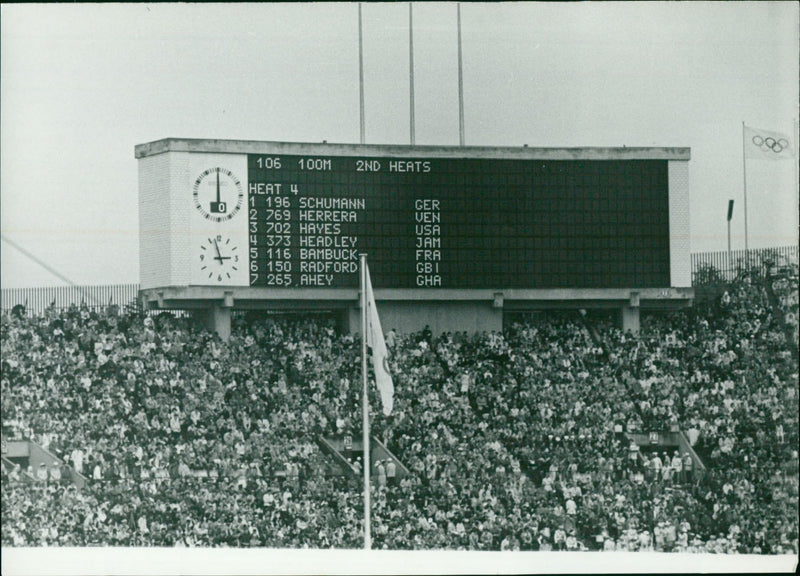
left=620, top=304, right=640, bottom=335
left=346, top=306, right=361, bottom=335
left=195, top=304, right=232, bottom=342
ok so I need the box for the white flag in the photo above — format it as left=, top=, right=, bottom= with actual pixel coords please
left=365, top=264, right=394, bottom=415
left=744, top=125, right=794, bottom=160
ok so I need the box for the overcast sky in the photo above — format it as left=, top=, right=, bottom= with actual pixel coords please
left=1, top=1, right=798, bottom=289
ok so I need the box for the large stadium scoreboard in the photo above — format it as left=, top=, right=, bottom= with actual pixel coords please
left=246, top=155, right=669, bottom=289
left=137, top=139, right=689, bottom=293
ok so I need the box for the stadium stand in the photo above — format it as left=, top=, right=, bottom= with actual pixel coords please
left=1, top=264, right=797, bottom=552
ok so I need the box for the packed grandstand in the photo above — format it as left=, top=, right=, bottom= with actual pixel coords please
left=1, top=263, right=797, bottom=553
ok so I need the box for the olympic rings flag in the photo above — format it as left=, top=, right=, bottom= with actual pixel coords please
left=744, top=125, right=795, bottom=160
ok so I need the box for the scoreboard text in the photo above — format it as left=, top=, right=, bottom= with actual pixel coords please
left=246, top=154, right=670, bottom=289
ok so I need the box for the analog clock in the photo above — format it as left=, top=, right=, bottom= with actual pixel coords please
left=193, top=167, right=244, bottom=222
left=199, top=235, right=241, bottom=283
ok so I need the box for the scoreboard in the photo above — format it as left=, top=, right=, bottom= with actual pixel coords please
left=137, top=139, right=690, bottom=295
left=246, top=154, right=670, bottom=289
left=137, top=139, right=691, bottom=337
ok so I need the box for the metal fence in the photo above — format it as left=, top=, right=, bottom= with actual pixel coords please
left=1, top=284, right=140, bottom=316
left=691, top=245, right=799, bottom=285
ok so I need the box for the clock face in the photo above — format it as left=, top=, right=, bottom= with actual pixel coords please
left=193, top=167, right=244, bottom=222
left=199, top=234, right=241, bottom=283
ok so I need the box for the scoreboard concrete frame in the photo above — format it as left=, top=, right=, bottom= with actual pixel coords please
left=136, top=138, right=692, bottom=339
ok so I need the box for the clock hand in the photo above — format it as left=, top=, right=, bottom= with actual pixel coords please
left=212, top=240, right=232, bottom=262
left=216, top=168, right=221, bottom=204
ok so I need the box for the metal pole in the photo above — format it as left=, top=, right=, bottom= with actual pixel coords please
left=728, top=220, right=731, bottom=261
left=742, top=122, right=749, bottom=257
left=457, top=3, right=465, bottom=146
left=360, top=253, right=371, bottom=550
left=794, top=119, right=799, bottom=244
left=727, top=199, right=734, bottom=267
left=359, top=3, right=366, bottom=145
left=0, top=234, right=102, bottom=305
left=409, top=2, right=415, bottom=146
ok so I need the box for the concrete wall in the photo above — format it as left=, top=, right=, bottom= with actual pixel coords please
left=628, top=431, right=706, bottom=481
left=142, top=284, right=695, bottom=339
left=138, top=153, right=172, bottom=290
left=5, top=440, right=88, bottom=489
left=138, top=151, right=193, bottom=290
left=347, top=300, right=502, bottom=336
left=136, top=138, right=690, bottom=162
left=669, top=160, right=691, bottom=287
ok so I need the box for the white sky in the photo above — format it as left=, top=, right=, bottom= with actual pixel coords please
left=1, top=1, right=798, bottom=289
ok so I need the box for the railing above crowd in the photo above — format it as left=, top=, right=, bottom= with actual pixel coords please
left=0, top=283, right=188, bottom=318
left=691, top=245, right=798, bottom=286
left=1, top=283, right=140, bottom=317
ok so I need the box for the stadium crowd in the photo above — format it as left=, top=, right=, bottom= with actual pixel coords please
left=1, top=264, right=797, bottom=552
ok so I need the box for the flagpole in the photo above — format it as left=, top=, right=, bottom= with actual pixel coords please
left=358, top=3, right=366, bottom=145
left=409, top=2, right=415, bottom=146
left=360, top=253, right=371, bottom=550
left=742, top=121, right=749, bottom=260
left=794, top=119, right=799, bottom=245
left=457, top=2, right=465, bottom=146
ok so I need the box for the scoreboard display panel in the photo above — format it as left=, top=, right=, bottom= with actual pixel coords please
left=245, top=154, right=670, bottom=289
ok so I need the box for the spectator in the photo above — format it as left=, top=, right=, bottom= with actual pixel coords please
left=1, top=266, right=796, bottom=552
left=386, top=458, right=397, bottom=487
left=375, top=460, right=386, bottom=489
left=672, top=451, right=684, bottom=484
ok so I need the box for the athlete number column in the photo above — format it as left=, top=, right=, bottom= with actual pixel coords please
left=247, top=155, right=293, bottom=287
left=263, top=195, right=292, bottom=286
